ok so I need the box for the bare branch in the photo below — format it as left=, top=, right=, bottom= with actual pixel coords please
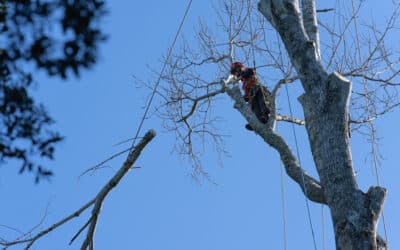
left=267, top=76, right=299, bottom=128
left=0, top=130, right=156, bottom=250
left=69, top=218, right=91, bottom=245
left=0, top=199, right=95, bottom=249
left=80, top=130, right=156, bottom=250
left=225, top=84, right=325, bottom=204
left=343, top=72, right=400, bottom=86
left=350, top=102, right=400, bottom=124
left=276, top=114, right=305, bottom=125
left=80, top=148, right=131, bottom=177
left=316, top=8, right=334, bottom=13
left=178, top=88, right=225, bottom=122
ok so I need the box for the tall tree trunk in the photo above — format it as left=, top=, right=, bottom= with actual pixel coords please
left=256, top=0, right=387, bottom=249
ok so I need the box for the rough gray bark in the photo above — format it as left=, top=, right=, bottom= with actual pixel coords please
left=254, top=0, right=387, bottom=249
left=301, top=0, right=320, bottom=60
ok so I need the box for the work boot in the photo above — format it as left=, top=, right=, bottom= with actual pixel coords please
left=245, top=124, right=253, bottom=131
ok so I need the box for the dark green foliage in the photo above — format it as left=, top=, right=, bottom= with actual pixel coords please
left=0, top=0, right=107, bottom=182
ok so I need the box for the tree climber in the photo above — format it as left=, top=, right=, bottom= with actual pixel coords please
left=230, top=62, right=271, bottom=130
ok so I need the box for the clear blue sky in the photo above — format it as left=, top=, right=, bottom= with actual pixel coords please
left=1, top=1, right=399, bottom=249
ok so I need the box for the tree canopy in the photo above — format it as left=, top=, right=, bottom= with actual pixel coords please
left=0, top=0, right=107, bottom=182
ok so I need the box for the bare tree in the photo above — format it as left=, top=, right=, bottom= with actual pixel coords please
left=2, top=0, right=399, bottom=249
left=154, top=0, right=400, bottom=248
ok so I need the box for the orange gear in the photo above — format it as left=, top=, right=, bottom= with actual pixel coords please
left=240, top=68, right=258, bottom=102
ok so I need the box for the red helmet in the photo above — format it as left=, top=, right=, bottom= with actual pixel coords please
left=230, top=62, right=244, bottom=75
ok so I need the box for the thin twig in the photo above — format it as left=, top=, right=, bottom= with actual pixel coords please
left=69, top=218, right=92, bottom=245
left=80, top=130, right=156, bottom=250
left=316, top=8, right=334, bottom=13
left=0, top=199, right=95, bottom=249
left=79, top=147, right=132, bottom=177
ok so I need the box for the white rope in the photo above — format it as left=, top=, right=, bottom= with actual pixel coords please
left=279, top=160, right=288, bottom=250
left=284, top=84, right=318, bottom=250
left=81, top=0, right=193, bottom=176
left=129, top=0, right=193, bottom=153
left=321, top=205, right=326, bottom=250
left=247, top=3, right=289, bottom=248
left=247, top=0, right=257, bottom=70
left=276, top=122, right=288, bottom=250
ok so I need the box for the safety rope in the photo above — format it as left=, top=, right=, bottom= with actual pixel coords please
left=279, top=159, right=288, bottom=250
left=247, top=1, right=316, bottom=247
left=129, top=0, right=193, bottom=152
left=321, top=205, right=326, bottom=250
left=275, top=119, right=288, bottom=250
left=351, top=0, right=388, bottom=241
left=247, top=2, right=317, bottom=248
left=284, top=84, right=318, bottom=250
left=81, top=0, right=193, bottom=176
left=247, top=0, right=257, bottom=70
left=246, top=3, right=289, bottom=248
